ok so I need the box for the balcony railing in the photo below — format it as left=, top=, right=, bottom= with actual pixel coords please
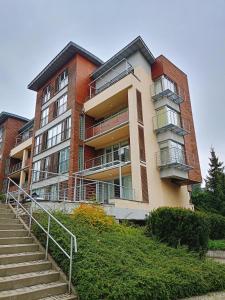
left=80, top=147, right=130, bottom=176
left=153, top=110, right=190, bottom=136
left=9, top=162, right=22, bottom=174
left=152, top=76, right=184, bottom=104
left=15, top=130, right=33, bottom=146
left=85, top=109, right=129, bottom=140
left=89, top=59, right=134, bottom=98
left=157, top=147, right=194, bottom=171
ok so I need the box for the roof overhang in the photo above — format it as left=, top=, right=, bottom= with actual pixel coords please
left=18, top=118, right=34, bottom=133
left=91, top=36, right=155, bottom=80
left=0, top=112, right=29, bottom=126
left=28, top=42, right=104, bottom=91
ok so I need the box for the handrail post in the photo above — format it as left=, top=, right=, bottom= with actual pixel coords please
left=29, top=205, right=33, bottom=236
left=45, top=215, right=51, bottom=260
left=69, top=235, right=73, bottom=293
left=5, top=179, right=10, bottom=204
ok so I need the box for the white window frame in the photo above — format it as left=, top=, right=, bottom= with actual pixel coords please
left=43, top=85, right=51, bottom=104
left=40, top=107, right=49, bottom=128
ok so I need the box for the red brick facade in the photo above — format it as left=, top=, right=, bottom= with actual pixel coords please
left=0, top=117, right=28, bottom=191
left=151, top=55, right=202, bottom=184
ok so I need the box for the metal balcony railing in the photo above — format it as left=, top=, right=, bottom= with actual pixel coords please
left=153, top=110, right=190, bottom=136
left=15, top=130, right=33, bottom=146
left=9, top=162, right=22, bottom=174
left=157, top=147, right=194, bottom=171
left=152, top=75, right=184, bottom=104
left=80, top=147, right=130, bottom=175
left=89, top=59, right=134, bottom=98
left=85, top=109, right=129, bottom=140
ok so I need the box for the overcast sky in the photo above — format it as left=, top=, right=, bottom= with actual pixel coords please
left=0, top=0, right=224, bottom=181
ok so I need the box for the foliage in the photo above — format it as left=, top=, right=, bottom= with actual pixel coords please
left=146, top=207, right=209, bottom=256
left=0, top=193, right=5, bottom=203
left=202, top=212, right=225, bottom=240
left=192, top=148, right=225, bottom=216
left=208, top=240, right=225, bottom=250
left=70, top=204, right=117, bottom=231
left=31, top=209, right=225, bottom=300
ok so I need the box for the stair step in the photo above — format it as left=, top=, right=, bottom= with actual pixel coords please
left=0, top=281, right=68, bottom=299
left=0, top=230, right=28, bottom=237
left=0, top=224, right=24, bottom=230
left=0, top=260, right=51, bottom=276
left=0, top=252, right=45, bottom=264
left=0, top=269, right=59, bottom=291
left=0, top=213, right=15, bottom=219
left=0, top=218, right=21, bottom=225
left=0, top=243, right=39, bottom=255
left=41, top=293, right=78, bottom=299
left=0, top=237, right=33, bottom=245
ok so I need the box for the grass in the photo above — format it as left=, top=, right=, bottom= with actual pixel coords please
left=208, top=240, right=225, bottom=250
left=32, top=211, right=225, bottom=300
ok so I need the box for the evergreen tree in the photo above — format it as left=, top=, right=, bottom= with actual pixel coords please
left=205, top=148, right=225, bottom=213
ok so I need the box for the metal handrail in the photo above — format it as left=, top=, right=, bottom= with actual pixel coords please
left=6, top=177, right=77, bottom=293
left=15, top=130, right=33, bottom=146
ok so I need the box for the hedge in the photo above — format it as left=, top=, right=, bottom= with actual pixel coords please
left=146, top=207, right=209, bottom=255
left=32, top=208, right=225, bottom=299
left=203, top=212, right=225, bottom=240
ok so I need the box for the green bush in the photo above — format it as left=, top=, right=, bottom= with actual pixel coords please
left=146, top=207, right=209, bottom=255
left=31, top=210, right=225, bottom=300
left=203, top=212, right=225, bottom=240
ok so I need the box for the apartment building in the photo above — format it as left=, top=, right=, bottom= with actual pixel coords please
left=0, top=112, right=29, bottom=192
left=7, top=119, right=34, bottom=192
left=27, top=36, right=201, bottom=213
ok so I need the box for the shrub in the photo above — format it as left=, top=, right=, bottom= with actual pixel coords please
left=146, top=207, right=209, bottom=255
left=32, top=211, right=225, bottom=300
left=203, top=212, right=225, bottom=240
left=0, top=193, right=5, bottom=203
left=71, top=204, right=116, bottom=231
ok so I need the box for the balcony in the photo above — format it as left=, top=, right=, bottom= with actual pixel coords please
left=79, top=147, right=131, bottom=180
left=89, top=59, right=134, bottom=99
left=85, top=109, right=129, bottom=148
left=15, top=130, right=33, bottom=146
left=157, top=147, right=194, bottom=180
left=9, top=162, right=22, bottom=174
left=152, top=76, right=183, bottom=104
left=153, top=110, right=190, bottom=136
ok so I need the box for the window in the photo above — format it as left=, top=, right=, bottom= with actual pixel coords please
left=42, top=157, right=50, bottom=179
left=160, top=141, right=185, bottom=165
left=156, top=106, right=180, bottom=128
left=136, top=90, right=143, bottom=124
left=65, top=117, right=71, bottom=139
left=34, top=135, right=42, bottom=155
left=56, top=94, right=67, bottom=116
left=78, top=146, right=84, bottom=171
left=32, top=160, right=41, bottom=182
left=42, top=85, right=51, bottom=104
left=47, top=123, right=62, bottom=148
left=59, top=147, right=70, bottom=173
left=40, top=107, right=49, bottom=128
left=79, top=115, right=85, bottom=140
left=154, top=76, right=177, bottom=95
left=56, top=69, right=68, bottom=91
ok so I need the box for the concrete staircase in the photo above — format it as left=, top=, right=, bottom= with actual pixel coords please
left=0, top=204, right=77, bottom=299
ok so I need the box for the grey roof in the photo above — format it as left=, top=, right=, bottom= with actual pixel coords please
left=0, top=112, right=29, bottom=126
left=18, top=118, right=34, bottom=133
left=28, top=41, right=104, bottom=91
left=91, top=36, right=155, bottom=80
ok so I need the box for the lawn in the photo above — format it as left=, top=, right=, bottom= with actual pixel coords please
left=32, top=210, right=225, bottom=300
left=208, top=240, right=225, bottom=250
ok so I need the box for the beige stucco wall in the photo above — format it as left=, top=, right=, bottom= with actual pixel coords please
left=84, top=51, right=192, bottom=211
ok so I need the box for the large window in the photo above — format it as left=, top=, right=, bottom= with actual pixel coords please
left=32, top=160, right=41, bottom=182
left=42, top=85, right=51, bottom=104
left=55, top=94, right=67, bottom=117
left=156, top=106, right=180, bottom=128
left=59, top=147, right=70, bottom=173
left=40, top=107, right=49, bottom=128
left=79, top=115, right=85, bottom=140
left=34, top=135, right=42, bottom=155
left=65, top=117, right=71, bottom=139
left=47, top=123, right=62, bottom=148
left=160, top=141, right=185, bottom=165
left=56, top=69, right=68, bottom=91
left=154, top=76, right=177, bottom=95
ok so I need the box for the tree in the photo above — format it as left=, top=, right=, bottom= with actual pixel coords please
left=205, top=148, right=225, bottom=213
